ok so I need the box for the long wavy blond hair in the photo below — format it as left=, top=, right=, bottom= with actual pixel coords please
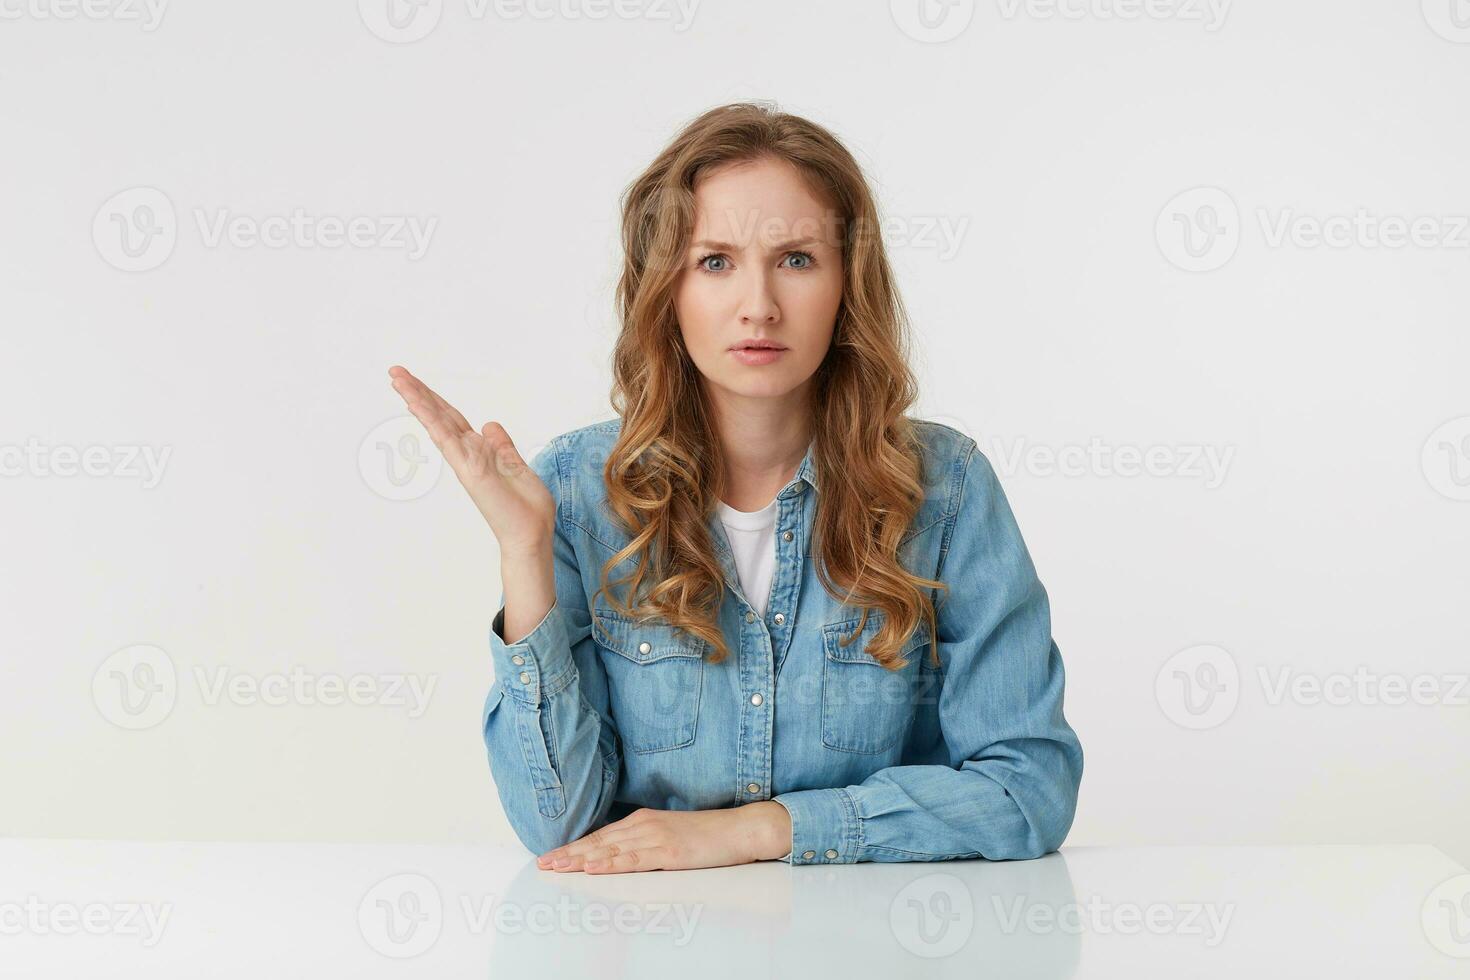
left=591, top=101, right=947, bottom=671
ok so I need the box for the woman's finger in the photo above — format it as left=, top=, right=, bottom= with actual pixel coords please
left=391, top=367, right=474, bottom=437
left=540, top=823, right=640, bottom=869
left=395, top=387, right=462, bottom=461
left=558, top=838, right=650, bottom=874
left=393, top=374, right=457, bottom=431
left=424, top=386, right=473, bottom=436
left=586, top=844, right=667, bottom=874
left=389, top=369, right=477, bottom=471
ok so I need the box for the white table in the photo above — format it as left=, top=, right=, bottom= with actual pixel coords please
left=2, top=841, right=1466, bottom=977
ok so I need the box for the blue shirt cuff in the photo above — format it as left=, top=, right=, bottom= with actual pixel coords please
left=770, top=787, right=861, bottom=864
left=490, top=601, right=576, bottom=706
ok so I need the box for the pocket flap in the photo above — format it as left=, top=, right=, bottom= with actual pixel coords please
left=592, top=608, right=708, bottom=664
left=823, top=611, right=932, bottom=666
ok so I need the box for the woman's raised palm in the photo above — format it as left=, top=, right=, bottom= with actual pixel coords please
left=387, top=365, right=554, bottom=555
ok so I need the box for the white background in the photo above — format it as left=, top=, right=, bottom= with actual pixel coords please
left=2, top=0, right=1466, bottom=867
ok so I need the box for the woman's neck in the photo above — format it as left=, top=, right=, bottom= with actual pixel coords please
left=706, top=382, right=814, bottom=510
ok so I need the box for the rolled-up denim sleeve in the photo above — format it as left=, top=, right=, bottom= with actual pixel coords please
left=482, top=436, right=622, bottom=856
left=772, top=442, right=1083, bottom=864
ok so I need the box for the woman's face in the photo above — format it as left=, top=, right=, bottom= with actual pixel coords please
left=673, top=156, right=844, bottom=408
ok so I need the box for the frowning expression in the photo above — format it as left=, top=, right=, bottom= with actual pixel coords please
left=673, top=155, right=844, bottom=402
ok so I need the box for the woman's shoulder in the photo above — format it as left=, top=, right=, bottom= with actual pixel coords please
left=907, top=416, right=978, bottom=460
left=543, top=417, right=622, bottom=454
left=525, top=419, right=623, bottom=537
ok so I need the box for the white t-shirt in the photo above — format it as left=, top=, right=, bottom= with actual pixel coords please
left=716, top=493, right=780, bottom=619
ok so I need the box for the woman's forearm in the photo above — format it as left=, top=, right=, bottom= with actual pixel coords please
left=499, top=545, right=556, bottom=645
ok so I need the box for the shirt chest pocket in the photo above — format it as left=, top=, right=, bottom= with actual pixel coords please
left=592, top=608, right=706, bottom=755
left=820, top=612, right=932, bottom=754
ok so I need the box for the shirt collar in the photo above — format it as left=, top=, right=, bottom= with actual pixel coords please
left=779, top=439, right=818, bottom=499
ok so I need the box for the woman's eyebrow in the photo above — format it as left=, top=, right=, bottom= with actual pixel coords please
left=690, top=236, right=825, bottom=252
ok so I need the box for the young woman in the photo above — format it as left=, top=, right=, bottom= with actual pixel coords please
left=388, top=102, right=1083, bottom=874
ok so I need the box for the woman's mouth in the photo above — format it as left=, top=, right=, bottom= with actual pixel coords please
left=728, top=338, right=788, bottom=365
left=729, top=347, right=788, bottom=366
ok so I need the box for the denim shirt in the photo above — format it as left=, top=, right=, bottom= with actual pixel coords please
left=482, top=418, right=1083, bottom=865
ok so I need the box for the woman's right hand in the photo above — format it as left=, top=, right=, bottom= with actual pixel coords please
left=387, top=365, right=555, bottom=557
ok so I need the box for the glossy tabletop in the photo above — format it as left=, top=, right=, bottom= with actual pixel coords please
left=2, top=840, right=1467, bottom=977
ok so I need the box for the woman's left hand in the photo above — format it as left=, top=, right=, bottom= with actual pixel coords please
left=536, top=802, right=792, bottom=873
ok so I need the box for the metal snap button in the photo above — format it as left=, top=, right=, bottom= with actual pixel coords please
left=782, top=530, right=793, bottom=541
left=746, top=782, right=760, bottom=794
left=511, top=655, right=525, bottom=666
left=750, top=693, right=763, bottom=706
left=744, top=611, right=755, bottom=624
left=773, top=613, right=785, bottom=626
left=638, top=641, right=651, bottom=654
left=518, top=671, right=531, bottom=684
left=824, top=849, right=838, bottom=859
left=802, top=850, right=816, bottom=860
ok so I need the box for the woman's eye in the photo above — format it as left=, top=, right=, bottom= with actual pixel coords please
left=697, top=250, right=816, bottom=273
